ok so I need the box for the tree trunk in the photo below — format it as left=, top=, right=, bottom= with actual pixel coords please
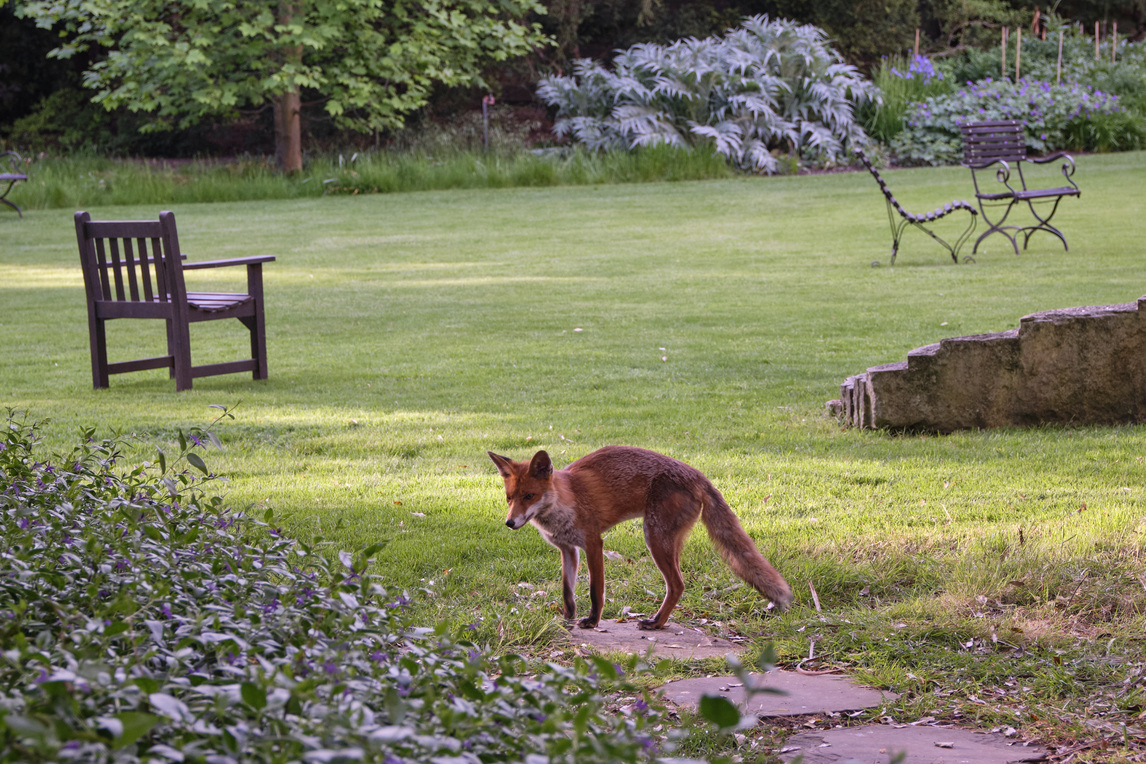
left=273, top=89, right=302, bottom=174
left=274, top=0, right=303, bottom=174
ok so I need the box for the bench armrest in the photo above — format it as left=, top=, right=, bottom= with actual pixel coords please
left=182, top=255, right=276, bottom=270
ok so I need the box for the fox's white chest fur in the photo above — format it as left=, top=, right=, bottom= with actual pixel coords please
left=530, top=491, right=585, bottom=550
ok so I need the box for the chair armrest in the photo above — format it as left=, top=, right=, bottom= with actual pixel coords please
left=1027, top=151, right=1074, bottom=166
left=964, top=158, right=1007, bottom=171
left=968, top=159, right=1021, bottom=197
left=182, top=255, right=276, bottom=270
left=1026, top=152, right=1078, bottom=188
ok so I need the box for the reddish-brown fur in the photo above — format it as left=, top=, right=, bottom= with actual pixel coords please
left=488, top=446, right=793, bottom=630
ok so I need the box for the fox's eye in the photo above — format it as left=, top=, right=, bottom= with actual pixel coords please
left=506, top=494, right=512, bottom=503
left=523, top=493, right=535, bottom=501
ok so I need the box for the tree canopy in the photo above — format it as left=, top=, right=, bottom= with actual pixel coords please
left=15, top=0, right=549, bottom=170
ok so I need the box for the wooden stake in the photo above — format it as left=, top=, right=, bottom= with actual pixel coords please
left=1016, top=27, right=1022, bottom=81
left=1095, top=21, right=1100, bottom=59
left=1002, top=26, right=1008, bottom=81
left=914, top=27, right=920, bottom=58
left=1057, top=30, right=1063, bottom=85
left=1113, top=22, right=1117, bottom=62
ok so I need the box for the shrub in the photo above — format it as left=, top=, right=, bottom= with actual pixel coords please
left=0, top=410, right=681, bottom=763
left=537, top=15, right=879, bottom=174
left=890, top=77, right=1135, bottom=165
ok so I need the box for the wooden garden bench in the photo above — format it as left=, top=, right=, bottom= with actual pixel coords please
left=75, top=210, right=274, bottom=391
left=1, top=151, right=28, bottom=218
left=960, top=120, right=1080, bottom=254
left=856, top=149, right=978, bottom=265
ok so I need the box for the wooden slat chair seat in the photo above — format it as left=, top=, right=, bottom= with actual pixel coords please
left=960, top=120, right=1080, bottom=254
left=856, top=149, right=978, bottom=265
left=75, top=210, right=275, bottom=391
left=1, top=151, right=28, bottom=218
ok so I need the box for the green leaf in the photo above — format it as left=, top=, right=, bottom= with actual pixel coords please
left=698, top=694, right=740, bottom=729
left=241, top=681, right=268, bottom=711
left=186, top=452, right=209, bottom=474
left=589, top=655, right=618, bottom=679
left=112, top=711, right=161, bottom=748
left=104, top=620, right=130, bottom=637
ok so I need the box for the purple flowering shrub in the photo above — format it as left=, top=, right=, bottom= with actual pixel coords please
left=861, top=54, right=955, bottom=144
left=0, top=411, right=676, bottom=763
left=891, top=77, right=1130, bottom=166
left=889, top=55, right=943, bottom=84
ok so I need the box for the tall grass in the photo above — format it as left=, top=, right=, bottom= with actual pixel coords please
left=6, top=144, right=735, bottom=211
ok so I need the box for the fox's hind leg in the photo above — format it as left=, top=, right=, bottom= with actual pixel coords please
left=639, top=486, right=702, bottom=630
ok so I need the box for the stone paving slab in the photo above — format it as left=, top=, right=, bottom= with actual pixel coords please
left=570, top=620, right=743, bottom=661
left=778, top=725, right=1048, bottom=763
left=657, top=670, right=896, bottom=717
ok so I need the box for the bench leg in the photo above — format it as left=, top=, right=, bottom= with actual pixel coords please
left=0, top=196, right=22, bottom=219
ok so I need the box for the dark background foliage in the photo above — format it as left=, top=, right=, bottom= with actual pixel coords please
left=2, top=0, right=1145, bottom=156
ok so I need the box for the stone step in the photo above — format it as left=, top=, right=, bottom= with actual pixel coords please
left=828, top=295, right=1146, bottom=431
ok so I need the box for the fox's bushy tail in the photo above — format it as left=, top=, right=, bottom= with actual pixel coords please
left=701, top=487, right=793, bottom=609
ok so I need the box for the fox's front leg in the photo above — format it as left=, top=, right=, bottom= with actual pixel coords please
left=560, top=546, right=579, bottom=621
left=577, top=537, right=605, bottom=629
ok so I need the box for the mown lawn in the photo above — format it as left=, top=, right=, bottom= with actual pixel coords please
left=3, top=152, right=1145, bottom=761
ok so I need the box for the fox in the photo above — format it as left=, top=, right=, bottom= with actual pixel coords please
left=487, top=446, right=793, bottom=630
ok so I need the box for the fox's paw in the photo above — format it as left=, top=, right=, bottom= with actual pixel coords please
left=636, top=618, right=664, bottom=631
left=576, top=616, right=600, bottom=629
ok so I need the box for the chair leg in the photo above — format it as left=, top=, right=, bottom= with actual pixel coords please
left=164, top=319, right=178, bottom=379
left=0, top=196, right=21, bottom=219
left=973, top=198, right=1021, bottom=255
left=90, top=318, right=110, bottom=389
left=1020, top=197, right=1070, bottom=251
left=240, top=310, right=269, bottom=381
left=171, top=320, right=194, bottom=392
left=245, top=263, right=269, bottom=381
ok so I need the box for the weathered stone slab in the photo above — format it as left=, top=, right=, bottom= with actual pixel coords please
left=828, top=295, right=1146, bottom=431
left=778, top=724, right=1047, bottom=763
left=657, top=671, right=896, bottom=717
left=570, top=620, right=742, bottom=661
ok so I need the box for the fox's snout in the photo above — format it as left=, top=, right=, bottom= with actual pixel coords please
left=505, top=513, right=530, bottom=530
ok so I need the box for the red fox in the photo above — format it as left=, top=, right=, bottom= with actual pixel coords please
left=487, top=446, right=793, bottom=630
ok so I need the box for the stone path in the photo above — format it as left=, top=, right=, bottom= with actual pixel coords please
left=658, top=670, right=896, bottom=717
left=778, top=725, right=1047, bottom=763
left=570, top=619, right=742, bottom=661
left=570, top=617, right=1049, bottom=762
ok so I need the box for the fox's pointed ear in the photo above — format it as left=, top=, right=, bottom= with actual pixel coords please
left=488, top=451, right=514, bottom=478
left=529, top=450, right=553, bottom=479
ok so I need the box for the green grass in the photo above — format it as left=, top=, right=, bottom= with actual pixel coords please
left=3, top=152, right=1146, bottom=760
